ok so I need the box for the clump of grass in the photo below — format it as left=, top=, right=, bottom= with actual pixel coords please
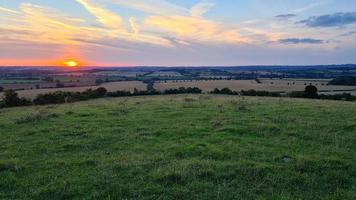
left=66, top=111, right=74, bottom=115
left=230, top=98, right=248, bottom=112
left=217, top=104, right=224, bottom=113
left=16, top=110, right=59, bottom=124
left=182, top=98, right=197, bottom=108
left=109, top=104, right=130, bottom=115
left=211, top=116, right=223, bottom=128
left=0, top=160, right=21, bottom=172
left=184, top=97, right=196, bottom=102
left=238, top=98, right=249, bottom=112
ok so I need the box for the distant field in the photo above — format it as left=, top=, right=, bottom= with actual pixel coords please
left=155, top=79, right=356, bottom=92
left=0, top=95, right=355, bottom=199
left=147, top=71, right=183, bottom=77
left=0, top=81, right=146, bottom=99
left=0, top=79, right=42, bottom=84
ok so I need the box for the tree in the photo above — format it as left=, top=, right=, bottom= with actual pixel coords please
left=304, top=85, right=318, bottom=98
left=95, top=87, right=107, bottom=97
left=3, top=90, right=21, bottom=107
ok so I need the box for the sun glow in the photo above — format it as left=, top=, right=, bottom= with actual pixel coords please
left=63, top=60, right=79, bottom=67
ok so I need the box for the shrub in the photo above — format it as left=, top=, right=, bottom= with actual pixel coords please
left=289, top=91, right=305, bottom=98
left=2, top=90, right=32, bottom=107
left=165, top=87, right=202, bottom=94
left=210, top=88, right=236, bottom=95
left=95, top=87, right=107, bottom=97
left=107, top=91, right=132, bottom=97
left=16, top=110, right=59, bottom=124
left=304, top=85, right=318, bottom=99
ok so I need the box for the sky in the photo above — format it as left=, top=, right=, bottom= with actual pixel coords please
left=0, top=0, right=356, bottom=66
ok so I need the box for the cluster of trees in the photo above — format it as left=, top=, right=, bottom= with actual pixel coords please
left=165, top=87, right=202, bottom=94
left=33, top=88, right=108, bottom=105
left=0, top=88, right=108, bottom=108
left=210, top=88, right=281, bottom=97
left=2, top=84, right=356, bottom=109
left=0, top=90, right=32, bottom=108
left=0, top=87, right=204, bottom=108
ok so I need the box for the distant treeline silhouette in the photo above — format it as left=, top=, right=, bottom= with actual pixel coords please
left=0, top=87, right=201, bottom=108
left=328, top=76, right=356, bottom=86
left=1, top=85, right=356, bottom=109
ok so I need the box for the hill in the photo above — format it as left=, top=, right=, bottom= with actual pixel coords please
left=0, top=95, right=355, bottom=199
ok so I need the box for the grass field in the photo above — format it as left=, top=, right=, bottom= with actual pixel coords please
left=0, top=95, right=355, bottom=199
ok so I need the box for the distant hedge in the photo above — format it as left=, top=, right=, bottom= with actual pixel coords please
left=2, top=85, right=356, bottom=109
left=328, top=76, right=356, bottom=86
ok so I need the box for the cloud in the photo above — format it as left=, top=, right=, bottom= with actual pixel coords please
left=75, top=0, right=123, bottom=29
left=108, top=0, right=188, bottom=16
left=275, top=14, right=297, bottom=20
left=190, top=1, right=215, bottom=17
left=293, top=2, right=325, bottom=13
left=279, top=38, right=324, bottom=44
left=299, top=12, right=356, bottom=27
left=0, top=6, right=20, bottom=14
left=145, top=15, right=248, bottom=44
left=341, top=31, right=356, bottom=37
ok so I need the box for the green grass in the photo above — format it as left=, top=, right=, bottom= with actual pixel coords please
left=0, top=95, right=355, bottom=199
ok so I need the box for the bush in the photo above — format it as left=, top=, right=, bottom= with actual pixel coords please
left=2, top=90, right=32, bottom=107
left=107, top=90, right=132, bottom=97
left=210, top=88, right=236, bottom=95
left=33, top=91, right=69, bottom=105
left=165, top=87, right=202, bottom=94
left=304, top=85, right=318, bottom=99
left=319, top=93, right=356, bottom=101
left=289, top=91, right=305, bottom=98
left=95, top=87, right=107, bottom=97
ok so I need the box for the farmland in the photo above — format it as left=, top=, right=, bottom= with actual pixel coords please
left=154, top=79, right=356, bottom=93
left=0, top=95, right=355, bottom=199
left=0, top=81, right=147, bottom=99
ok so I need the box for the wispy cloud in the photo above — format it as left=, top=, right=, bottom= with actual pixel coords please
left=108, top=0, right=188, bottom=16
left=0, top=6, right=20, bottom=14
left=75, top=0, right=123, bottom=29
left=190, top=1, right=215, bottom=17
left=293, top=1, right=325, bottom=13
left=145, top=15, right=248, bottom=44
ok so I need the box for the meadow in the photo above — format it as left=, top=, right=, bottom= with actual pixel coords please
left=0, top=95, right=355, bottom=199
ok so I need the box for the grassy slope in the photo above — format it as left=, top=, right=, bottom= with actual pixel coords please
left=0, top=95, right=355, bottom=199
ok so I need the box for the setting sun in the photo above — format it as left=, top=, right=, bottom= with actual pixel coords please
left=64, top=60, right=79, bottom=67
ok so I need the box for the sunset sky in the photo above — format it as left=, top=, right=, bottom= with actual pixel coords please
left=1, top=0, right=356, bottom=66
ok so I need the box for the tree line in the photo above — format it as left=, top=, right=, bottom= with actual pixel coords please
left=0, top=87, right=202, bottom=108
left=1, top=85, right=356, bottom=109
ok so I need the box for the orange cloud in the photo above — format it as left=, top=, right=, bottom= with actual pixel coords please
left=145, top=15, right=249, bottom=44
left=75, top=0, right=123, bottom=29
